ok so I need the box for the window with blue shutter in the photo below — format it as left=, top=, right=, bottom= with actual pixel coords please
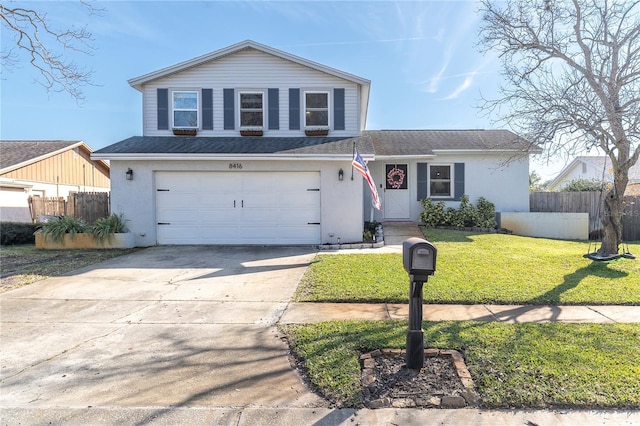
left=223, top=88, right=235, bottom=130
left=289, top=88, right=300, bottom=130
left=202, top=89, right=213, bottom=130
left=268, top=88, right=279, bottom=130
left=334, top=88, right=345, bottom=130
left=157, top=88, right=169, bottom=130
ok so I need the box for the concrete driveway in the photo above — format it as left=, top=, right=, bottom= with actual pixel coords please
left=1, top=246, right=326, bottom=419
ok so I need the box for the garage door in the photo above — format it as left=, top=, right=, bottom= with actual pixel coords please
left=155, top=171, right=321, bottom=244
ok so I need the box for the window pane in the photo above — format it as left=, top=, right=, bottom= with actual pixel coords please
left=430, top=165, right=450, bottom=180
left=306, top=93, right=328, bottom=108
left=174, top=111, right=198, bottom=127
left=241, top=93, right=263, bottom=109
left=306, top=111, right=328, bottom=126
left=173, top=92, right=197, bottom=109
left=430, top=181, right=451, bottom=196
left=241, top=111, right=263, bottom=126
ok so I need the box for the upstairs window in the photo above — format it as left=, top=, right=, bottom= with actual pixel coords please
left=305, top=92, right=329, bottom=127
left=240, top=92, right=264, bottom=127
left=172, top=91, right=198, bottom=128
left=429, top=165, right=452, bottom=197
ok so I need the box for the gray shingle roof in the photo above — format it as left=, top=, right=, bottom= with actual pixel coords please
left=93, top=135, right=375, bottom=156
left=365, top=130, right=536, bottom=156
left=0, top=140, right=82, bottom=170
left=92, top=130, right=537, bottom=159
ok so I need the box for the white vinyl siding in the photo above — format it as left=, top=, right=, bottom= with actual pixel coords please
left=142, top=49, right=361, bottom=136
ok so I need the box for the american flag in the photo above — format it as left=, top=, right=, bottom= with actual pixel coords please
left=352, top=149, right=382, bottom=211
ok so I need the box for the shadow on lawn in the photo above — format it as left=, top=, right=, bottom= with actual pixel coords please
left=530, top=262, right=628, bottom=304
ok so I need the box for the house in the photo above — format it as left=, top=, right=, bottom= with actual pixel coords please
left=0, top=140, right=110, bottom=222
left=92, top=40, right=536, bottom=247
left=547, top=156, right=640, bottom=194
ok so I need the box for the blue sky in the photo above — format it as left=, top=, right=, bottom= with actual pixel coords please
left=1, top=0, right=565, bottom=179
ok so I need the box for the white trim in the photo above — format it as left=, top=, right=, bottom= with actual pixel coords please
left=432, top=149, right=537, bottom=154
left=91, top=153, right=375, bottom=161
left=428, top=163, right=453, bottom=198
left=171, top=90, right=199, bottom=129
left=238, top=90, right=265, bottom=129
left=303, top=90, right=330, bottom=128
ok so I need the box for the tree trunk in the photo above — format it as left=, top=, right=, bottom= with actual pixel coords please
left=599, top=188, right=624, bottom=255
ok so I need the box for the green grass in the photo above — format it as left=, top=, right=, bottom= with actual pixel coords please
left=295, top=229, right=640, bottom=304
left=284, top=321, right=640, bottom=408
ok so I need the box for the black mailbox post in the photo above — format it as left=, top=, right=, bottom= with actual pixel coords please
left=402, top=237, right=437, bottom=370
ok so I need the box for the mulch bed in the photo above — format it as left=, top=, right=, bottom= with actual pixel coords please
left=361, top=349, right=480, bottom=408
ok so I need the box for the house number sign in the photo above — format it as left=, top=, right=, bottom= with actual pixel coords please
left=229, top=163, right=243, bottom=169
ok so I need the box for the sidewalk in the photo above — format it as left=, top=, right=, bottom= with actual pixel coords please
left=281, top=302, right=640, bottom=324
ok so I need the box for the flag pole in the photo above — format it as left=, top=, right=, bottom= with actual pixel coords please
left=351, top=141, right=355, bottom=180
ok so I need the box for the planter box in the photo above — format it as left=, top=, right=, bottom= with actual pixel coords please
left=35, top=233, right=135, bottom=250
left=240, top=129, right=263, bottom=136
left=173, top=128, right=197, bottom=136
left=305, top=128, right=329, bottom=137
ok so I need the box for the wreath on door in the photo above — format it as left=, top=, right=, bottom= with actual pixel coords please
left=387, top=167, right=406, bottom=189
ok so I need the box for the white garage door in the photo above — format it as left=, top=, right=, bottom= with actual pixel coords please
left=155, top=171, right=321, bottom=244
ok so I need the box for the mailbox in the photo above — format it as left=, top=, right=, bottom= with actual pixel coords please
left=402, top=237, right=437, bottom=279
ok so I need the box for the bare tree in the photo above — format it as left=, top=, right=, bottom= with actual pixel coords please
left=478, top=0, right=640, bottom=257
left=0, top=1, right=99, bottom=101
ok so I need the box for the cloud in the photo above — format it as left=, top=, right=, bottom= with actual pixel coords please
left=441, top=74, right=475, bottom=100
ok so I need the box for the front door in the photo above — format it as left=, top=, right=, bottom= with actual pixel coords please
left=383, top=163, right=411, bottom=219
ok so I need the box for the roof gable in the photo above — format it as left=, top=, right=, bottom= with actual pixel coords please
left=128, top=40, right=371, bottom=90
left=0, top=140, right=109, bottom=173
left=549, top=156, right=640, bottom=189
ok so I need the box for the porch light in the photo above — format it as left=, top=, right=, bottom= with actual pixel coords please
left=338, top=169, right=344, bottom=181
left=126, top=168, right=133, bottom=180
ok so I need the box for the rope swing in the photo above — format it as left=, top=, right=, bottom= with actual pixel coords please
left=583, top=159, right=635, bottom=262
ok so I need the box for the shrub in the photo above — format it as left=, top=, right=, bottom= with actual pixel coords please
left=0, top=222, right=40, bottom=245
left=419, top=198, right=447, bottom=226
left=561, top=179, right=611, bottom=192
left=419, top=195, right=497, bottom=228
left=91, top=213, right=128, bottom=242
left=37, top=216, right=88, bottom=242
left=476, top=197, right=497, bottom=228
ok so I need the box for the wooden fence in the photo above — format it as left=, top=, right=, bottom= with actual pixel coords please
left=530, top=191, right=640, bottom=241
left=29, top=192, right=110, bottom=224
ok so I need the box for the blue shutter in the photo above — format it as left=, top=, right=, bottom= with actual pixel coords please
left=202, top=89, right=213, bottom=130
left=334, top=88, right=345, bottom=131
left=223, top=88, right=234, bottom=130
left=268, top=88, right=279, bottom=130
left=289, top=88, right=300, bottom=130
left=417, top=163, right=428, bottom=201
left=157, top=88, right=169, bottom=130
left=454, top=163, right=465, bottom=201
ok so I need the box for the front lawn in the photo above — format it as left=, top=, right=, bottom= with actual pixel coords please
left=285, top=321, right=640, bottom=408
left=295, top=229, right=640, bottom=304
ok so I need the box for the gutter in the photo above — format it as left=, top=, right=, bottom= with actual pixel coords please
left=91, top=153, right=375, bottom=162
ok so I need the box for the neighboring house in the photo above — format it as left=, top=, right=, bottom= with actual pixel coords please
left=547, top=156, right=640, bottom=194
left=0, top=140, right=110, bottom=222
left=92, top=40, right=537, bottom=247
